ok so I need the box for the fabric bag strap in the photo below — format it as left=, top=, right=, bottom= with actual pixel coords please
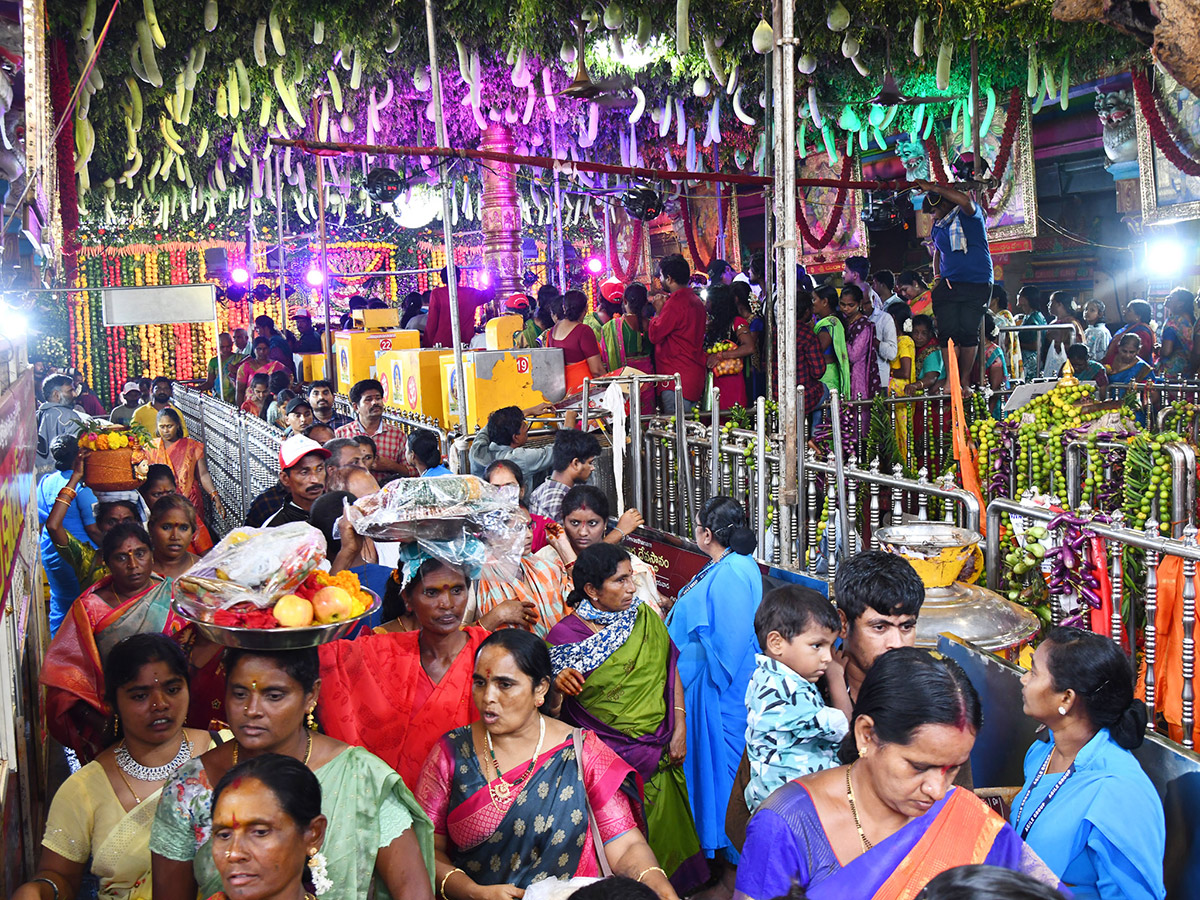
left=572, top=727, right=613, bottom=877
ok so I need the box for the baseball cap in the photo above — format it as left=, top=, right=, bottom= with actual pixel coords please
left=279, top=435, right=331, bottom=470
left=505, top=293, right=532, bottom=312
left=285, top=397, right=313, bottom=415
left=599, top=277, right=625, bottom=302
left=121, top=381, right=141, bottom=395
left=292, top=307, right=312, bottom=318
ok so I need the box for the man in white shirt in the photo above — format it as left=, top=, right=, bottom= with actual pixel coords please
left=844, top=256, right=897, bottom=387
left=872, top=269, right=905, bottom=311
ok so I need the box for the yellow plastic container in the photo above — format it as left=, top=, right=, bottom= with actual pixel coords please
left=378, top=348, right=451, bottom=416
left=331, top=329, right=420, bottom=394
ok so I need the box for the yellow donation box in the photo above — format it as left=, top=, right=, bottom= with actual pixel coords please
left=331, top=309, right=420, bottom=395
left=440, top=348, right=567, bottom=431
left=378, top=348, right=452, bottom=418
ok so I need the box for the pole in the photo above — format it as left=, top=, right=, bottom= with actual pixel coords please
left=312, top=102, right=335, bottom=384
left=762, top=47, right=775, bottom=405
left=274, top=137, right=910, bottom=190
left=777, top=0, right=799, bottom=566
left=424, top=0, right=472, bottom=434
left=275, top=153, right=288, bottom=318
left=552, top=121, right=566, bottom=289
left=601, top=174, right=612, bottom=278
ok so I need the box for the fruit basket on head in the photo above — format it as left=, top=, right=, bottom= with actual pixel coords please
left=170, top=521, right=380, bottom=649
left=77, top=421, right=152, bottom=491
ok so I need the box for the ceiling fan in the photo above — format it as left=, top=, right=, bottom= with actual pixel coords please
left=555, top=19, right=635, bottom=108
left=867, top=35, right=961, bottom=106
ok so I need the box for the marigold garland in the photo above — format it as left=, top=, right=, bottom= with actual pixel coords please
left=1132, top=68, right=1200, bottom=178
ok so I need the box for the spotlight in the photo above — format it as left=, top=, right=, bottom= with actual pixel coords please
left=479, top=270, right=492, bottom=288
left=230, top=266, right=251, bottom=285
left=621, top=186, right=665, bottom=221
left=366, top=167, right=404, bottom=203
left=522, top=270, right=538, bottom=287
left=226, top=284, right=249, bottom=302
left=253, top=284, right=275, bottom=301
left=586, top=257, right=604, bottom=275
left=1148, top=238, right=1187, bottom=276
left=305, top=268, right=326, bottom=287
left=0, top=306, right=27, bottom=336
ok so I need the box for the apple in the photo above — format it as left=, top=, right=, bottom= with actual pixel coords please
left=273, top=594, right=315, bottom=627
left=311, top=586, right=354, bottom=624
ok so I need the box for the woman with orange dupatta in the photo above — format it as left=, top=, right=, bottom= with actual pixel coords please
left=40, top=523, right=184, bottom=760
left=145, top=407, right=225, bottom=554
left=317, top=547, right=490, bottom=787
left=735, top=649, right=1062, bottom=900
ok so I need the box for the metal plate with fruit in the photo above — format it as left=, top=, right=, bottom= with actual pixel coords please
left=172, top=586, right=381, bottom=649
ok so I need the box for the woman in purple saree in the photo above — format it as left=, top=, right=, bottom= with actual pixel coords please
left=546, top=544, right=705, bottom=892
left=735, top=649, right=1062, bottom=900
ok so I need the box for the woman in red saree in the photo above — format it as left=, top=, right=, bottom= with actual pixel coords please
left=146, top=407, right=225, bottom=554
left=542, top=289, right=606, bottom=395
left=317, top=552, right=490, bottom=786
left=40, top=523, right=194, bottom=760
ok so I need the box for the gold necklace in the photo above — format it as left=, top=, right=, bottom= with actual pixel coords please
left=485, top=716, right=546, bottom=809
left=845, top=763, right=873, bottom=851
left=233, top=730, right=312, bottom=767
left=115, top=766, right=142, bottom=804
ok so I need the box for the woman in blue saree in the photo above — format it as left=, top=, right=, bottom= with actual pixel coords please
left=736, top=649, right=1063, bottom=900
left=666, top=496, right=763, bottom=890
left=1013, top=627, right=1165, bottom=900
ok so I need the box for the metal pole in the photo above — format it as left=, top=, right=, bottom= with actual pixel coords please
left=710, top=390, right=721, bottom=496
left=756, top=395, right=769, bottom=559
left=830, top=389, right=852, bottom=559
left=630, top=374, right=644, bottom=512
left=777, top=0, right=799, bottom=566
left=552, top=121, right=566, bottom=289
left=762, top=49, right=775, bottom=404
left=275, top=153, right=288, bottom=321
left=675, top=379, right=694, bottom=529
left=314, top=147, right=335, bottom=384
left=424, top=0, right=472, bottom=434
left=601, top=175, right=612, bottom=277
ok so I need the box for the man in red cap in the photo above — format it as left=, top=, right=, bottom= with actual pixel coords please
left=263, top=435, right=331, bottom=527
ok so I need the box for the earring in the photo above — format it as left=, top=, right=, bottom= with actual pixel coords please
left=1058, top=705, right=1068, bottom=716
left=307, top=708, right=317, bottom=730
left=307, top=849, right=332, bottom=895
left=113, top=712, right=120, bottom=732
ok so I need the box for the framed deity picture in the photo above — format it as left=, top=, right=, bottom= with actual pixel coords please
left=1136, top=70, right=1200, bottom=224
left=796, top=154, right=867, bottom=273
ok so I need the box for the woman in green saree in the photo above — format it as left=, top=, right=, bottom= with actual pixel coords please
left=546, top=544, right=706, bottom=893
left=150, top=646, right=434, bottom=900
left=813, top=286, right=850, bottom=398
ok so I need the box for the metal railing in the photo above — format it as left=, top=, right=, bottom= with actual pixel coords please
left=635, top=389, right=981, bottom=573
left=985, top=497, right=1200, bottom=748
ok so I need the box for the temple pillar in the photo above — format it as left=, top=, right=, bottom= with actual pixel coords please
left=479, top=124, right=521, bottom=295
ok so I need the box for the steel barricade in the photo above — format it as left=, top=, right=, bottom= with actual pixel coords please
left=986, top=497, right=1200, bottom=749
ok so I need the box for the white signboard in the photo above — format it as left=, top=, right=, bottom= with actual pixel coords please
left=101, top=284, right=217, bottom=326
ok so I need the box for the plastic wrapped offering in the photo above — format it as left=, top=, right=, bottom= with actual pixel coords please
left=346, top=474, right=525, bottom=578
left=175, top=522, right=327, bottom=612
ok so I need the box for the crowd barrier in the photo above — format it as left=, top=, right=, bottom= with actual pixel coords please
left=986, top=497, right=1200, bottom=749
